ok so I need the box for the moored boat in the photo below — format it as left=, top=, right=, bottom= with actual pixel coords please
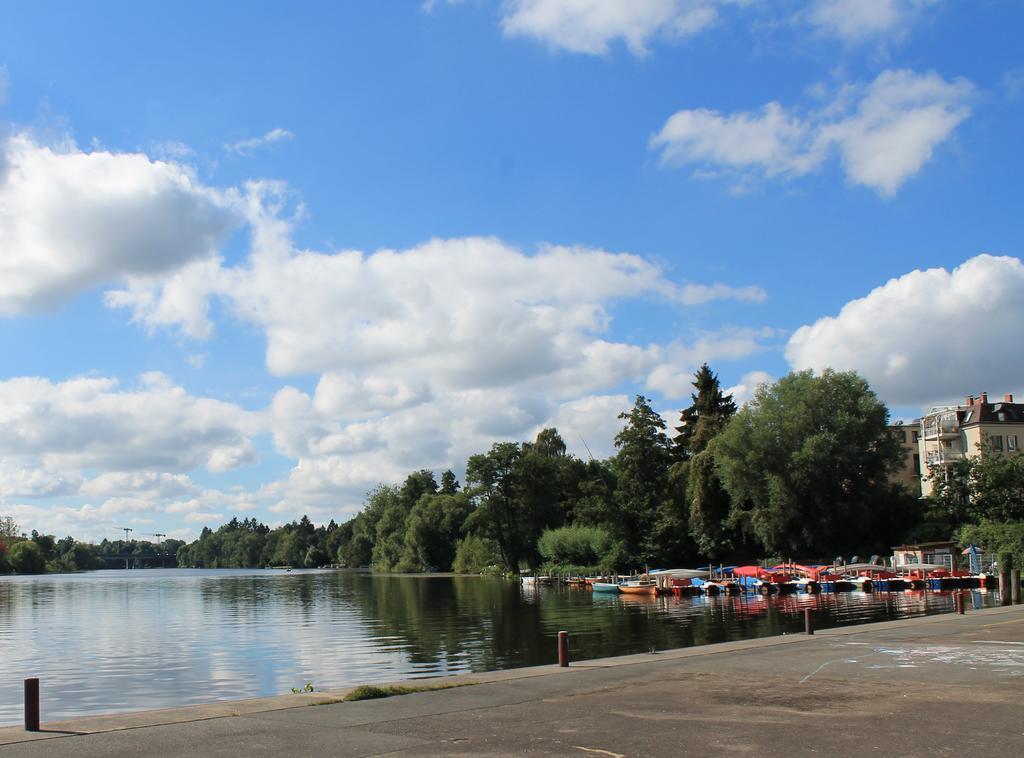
left=619, top=579, right=660, bottom=596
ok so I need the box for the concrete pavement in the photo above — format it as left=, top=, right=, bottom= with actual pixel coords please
left=3, top=604, right=1023, bottom=757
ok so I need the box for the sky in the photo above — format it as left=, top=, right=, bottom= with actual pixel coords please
left=1, top=0, right=1022, bottom=542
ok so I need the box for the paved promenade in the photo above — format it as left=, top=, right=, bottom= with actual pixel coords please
left=3, top=605, right=1023, bottom=757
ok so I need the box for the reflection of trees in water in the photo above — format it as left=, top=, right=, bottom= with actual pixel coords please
left=194, top=572, right=967, bottom=675
left=197, top=573, right=325, bottom=626
left=347, top=574, right=521, bottom=670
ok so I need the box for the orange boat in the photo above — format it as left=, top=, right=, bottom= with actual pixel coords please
left=618, top=580, right=660, bottom=596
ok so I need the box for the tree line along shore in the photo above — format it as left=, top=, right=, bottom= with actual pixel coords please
left=3, top=366, right=1023, bottom=576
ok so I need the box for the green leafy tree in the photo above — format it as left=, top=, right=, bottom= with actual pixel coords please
left=537, top=525, right=611, bottom=566
left=8, top=540, right=46, bottom=573
left=970, top=450, right=1024, bottom=520
left=452, top=534, right=503, bottom=574
left=688, top=446, right=737, bottom=559
left=402, top=492, right=472, bottom=571
left=958, top=520, right=1024, bottom=570
left=271, top=531, right=305, bottom=567
left=714, top=369, right=904, bottom=557
left=371, top=485, right=412, bottom=571
left=30, top=531, right=57, bottom=563
left=611, top=395, right=673, bottom=566
left=439, top=469, right=460, bottom=495
left=1, top=515, right=20, bottom=539
left=304, top=545, right=328, bottom=568
left=465, top=442, right=525, bottom=573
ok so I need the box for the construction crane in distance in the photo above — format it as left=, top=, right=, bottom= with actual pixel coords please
left=116, top=526, right=133, bottom=542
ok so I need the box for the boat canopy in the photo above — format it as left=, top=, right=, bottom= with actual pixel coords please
left=817, top=563, right=888, bottom=576
left=648, top=568, right=710, bottom=579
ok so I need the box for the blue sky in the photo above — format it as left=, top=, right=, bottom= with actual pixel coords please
left=1, top=0, right=1022, bottom=541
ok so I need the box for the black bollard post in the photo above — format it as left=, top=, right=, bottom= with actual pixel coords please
left=24, top=678, right=39, bottom=732
left=1000, top=572, right=1012, bottom=606
left=804, top=608, right=814, bottom=635
left=557, top=630, right=569, bottom=667
left=955, top=591, right=965, bottom=614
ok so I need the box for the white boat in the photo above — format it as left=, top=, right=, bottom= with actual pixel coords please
left=648, top=568, right=711, bottom=580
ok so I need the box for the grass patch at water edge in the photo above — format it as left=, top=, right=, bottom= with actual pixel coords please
left=341, top=681, right=476, bottom=702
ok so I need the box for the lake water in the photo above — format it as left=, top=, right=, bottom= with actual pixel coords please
left=0, top=569, right=999, bottom=726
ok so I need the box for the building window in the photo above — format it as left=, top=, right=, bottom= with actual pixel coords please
left=912, top=431, right=920, bottom=443
left=1010, top=435, right=1018, bottom=452
left=897, top=430, right=906, bottom=443
left=913, top=454, right=921, bottom=475
left=991, top=435, right=1003, bottom=452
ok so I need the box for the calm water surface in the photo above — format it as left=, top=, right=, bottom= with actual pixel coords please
left=0, top=569, right=998, bottom=725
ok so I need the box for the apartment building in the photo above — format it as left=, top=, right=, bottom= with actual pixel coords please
left=916, top=392, right=1024, bottom=496
left=889, top=421, right=922, bottom=492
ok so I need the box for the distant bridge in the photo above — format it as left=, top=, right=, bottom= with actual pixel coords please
left=99, top=554, right=178, bottom=569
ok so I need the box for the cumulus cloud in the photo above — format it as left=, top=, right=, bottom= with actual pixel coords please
left=0, top=461, right=81, bottom=499
left=786, top=254, right=1024, bottom=407
left=79, top=472, right=198, bottom=500
left=645, top=328, right=777, bottom=398
left=113, top=232, right=764, bottom=387
left=802, top=0, right=938, bottom=44
left=542, top=394, right=632, bottom=460
left=725, top=370, right=773, bottom=405
left=98, top=183, right=769, bottom=518
left=226, top=128, right=294, bottom=155
left=454, top=1, right=936, bottom=55
left=0, top=132, right=770, bottom=529
left=259, top=384, right=639, bottom=516
left=651, top=69, right=972, bottom=196
left=0, top=134, right=239, bottom=315
left=500, top=0, right=726, bottom=56
left=0, top=373, right=262, bottom=473
left=0, top=503, right=113, bottom=543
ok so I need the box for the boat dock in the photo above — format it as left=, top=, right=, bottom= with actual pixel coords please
left=4, top=604, right=1023, bottom=757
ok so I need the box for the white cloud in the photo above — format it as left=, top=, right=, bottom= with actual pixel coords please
left=0, top=503, right=113, bottom=542
left=114, top=231, right=764, bottom=387
left=500, top=0, right=724, bottom=56
left=802, top=0, right=937, bottom=44
left=0, top=133, right=770, bottom=528
left=0, top=461, right=81, bottom=499
left=725, top=370, right=773, bottom=405
left=542, top=394, right=632, bottom=460
left=0, top=134, right=238, bottom=315
left=651, top=68, right=972, bottom=196
left=184, top=511, right=225, bottom=524
left=0, top=373, right=262, bottom=473
left=95, top=496, right=159, bottom=516
left=80, top=471, right=198, bottom=500
left=421, top=0, right=465, bottom=12
left=99, top=187, right=769, bottom=517
left=226, top=128, right=294, bottom=155
left=786, top=254, right=1024, bottom=407
left=644, top=327, right=778, bottom=398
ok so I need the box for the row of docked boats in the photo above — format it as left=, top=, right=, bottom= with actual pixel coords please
left=523, top=563, right=998, bottom=596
